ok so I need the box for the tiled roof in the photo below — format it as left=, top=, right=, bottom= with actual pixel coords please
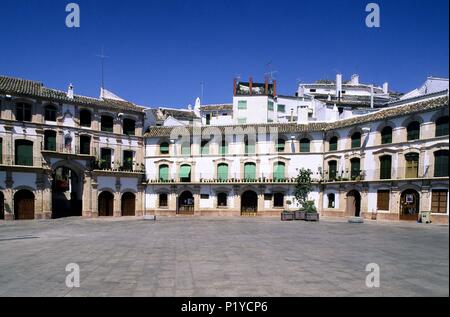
left=144, top=96, right=448, bottom=137
left=200, top=104, right=233, bottom=111
left=0, top=75, right=145, bottom=113
left=150, top=108, right=199, bottom=121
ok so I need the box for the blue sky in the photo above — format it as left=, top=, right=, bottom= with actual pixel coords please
left=0, top=0, right=448, bottom=107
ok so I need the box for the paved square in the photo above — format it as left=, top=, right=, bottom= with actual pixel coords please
left=0, top=217, right=448, bottom=297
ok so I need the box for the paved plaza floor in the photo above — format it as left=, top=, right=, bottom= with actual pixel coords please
left=0, top=217, right=448, bottom=297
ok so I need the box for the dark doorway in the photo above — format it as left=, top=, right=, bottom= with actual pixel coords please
left=346, top=190, right=361, bottom=217
left=98, top=191, right=114, bottom=217
left=52, top=167, right=82, bottom=219
left=121, top=192, right=136, bottom=216
left=178, top=191, right=194, bottom=215
left=241, top=191, right=258, bottom=215
left=14, top=190, right=35, bottom=220
left=0, top=191, right=4, bottom=220
left=400, top=189, right=420, bottom=221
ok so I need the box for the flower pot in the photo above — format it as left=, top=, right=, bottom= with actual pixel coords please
left=281, top=211, right=294, bottom=221
left=305, top=212, right=320, bottom=222
left=294, top=211, right=306, bottom=220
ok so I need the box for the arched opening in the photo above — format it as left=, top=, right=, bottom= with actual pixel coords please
left=101, top=115, right=114, bottom=132
left=217, top=163, right=228, bottom=181
left=244, top=162, right=256, bottom=181
left=381, top=126, right=393, bottom=144
left=160, top=142, right=169, bottom=155
left=299, top=138, right=311, bottom=153
left=14, top=189, right=35, bottom=220
left=123, top=118, right=136, bottom=136
left=436, top=116, right=449, bottom=137
left=79, top=109, right=92, bottom=128
left=346, top=190, right=361, bottom=217
left=179, top=165, right=192, bottom=182
left=273, top=162, right=286, bottom=181
left=159, top=164, right=169, bottom=182
left=400, top=189, right=420, bottom=221
left=329, top=136, right=338, bottom=151
left=276, top=139, right=286, bottom=153
left=98, top=191, right=114, bottom=217
left=178, top=191, right=194, bottom=215
left=241, top=190, right=258, bottom=215
left=407, top=121, right=420, bottom=141
left=0, top=191, right=4, bottom=220
left=52, top=166, right=83, bottom=219
left=121, top=192, right=136, bottom=216
left=351, top=132, right=361, bottom=149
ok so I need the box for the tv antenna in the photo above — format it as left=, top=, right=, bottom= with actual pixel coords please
left=96, top=46, right=109, bottom=89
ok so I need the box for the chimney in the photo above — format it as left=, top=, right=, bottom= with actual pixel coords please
left=273, top=80, right=277, bottom=96
left=249, top=77, right=253, bottom=96
left=351, top=74, right=359, bottom=85
left=265, top=78, right=269, bottom=95
left=383, top=82, right=389, bottom=94
left=67, top=83, right=74, bottom=99
left=336, top=74, right=342, bottom=100
left=370, top=85, right=374, bottom=109
left=233, top=78, right=237, bottom=96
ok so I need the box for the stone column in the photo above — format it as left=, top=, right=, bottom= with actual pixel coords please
left=41, top=172, right=52, bottom=219
left=82, top=172, right=92, bottom=217
left=193, top=185, right=201, bottom=215
left=35, top=174, right=45, bottom=219
left=4, top=173, right=14, bottom=220
left=114, top=177, right=122, bottom=217
left=136, top=183, right=145, bottom=216
left=91, top=176, right=99, bottom=218
left=257, top=185, right=265, bottom=214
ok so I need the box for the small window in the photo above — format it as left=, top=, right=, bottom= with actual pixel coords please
left=238, top=118, right=247, bottom=124
left=274, top=193, right=284, bottom=208
left=123, top=151, right=134, bottom=171
left=44, top=130, right=57, bottom=151
left=436, top=116, right=449, bottom=137
left=159, top=193, right=168, bottom=207
left=300, top=138, right=310, bottom=153
left=80, top=110, right=92, bottom=127
left=351, top=132, right=361, bottom=149
left=328, top=160, right=338, bottom=180
left=380, top=155, right=392, bottom=179
left=205, top=114, right=211, bottom=125
left=238, top=100, right=247, bottom=110
left=123, top=119, right=135, bottom=136
left=276, top=139, right=285, bottom=152
left=309, top=89, right=316, bottom=92
left=16, top=103, right=32, bottom=122
left=160, top=142, right=170, bottom=155
left=431, top=190, right=448, bottom=213
left=327, top=193, right=335, bottom=208
left=350, top=158, right=361, bottom=180
left=220, top=139, right=228, bottom=156
left=218, top=193, right=228, bottom=207
left=244, top=136, right=255, bottom=154
left=329, top=136, right=338, bottom=151
left=407, top=121, right=420, bottom=141
left=217, top=163, right=228, bottom=181
left=159, top=165, right=169, bottom=181
left=101, top=115, right=114, bottom=132
left=381, top=126, right=393, bottom=144
left=44, top=105, right=57, bottom=121
left=268, top=101, right=274, bottom=111
left=200, top=194, right=210, bottom=200
left=278, top=104, right=286, bottom=113
left=80, top=135, right=91, bottom=155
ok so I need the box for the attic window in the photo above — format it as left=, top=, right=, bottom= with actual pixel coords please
left=309, top=89, right=316, bottom=92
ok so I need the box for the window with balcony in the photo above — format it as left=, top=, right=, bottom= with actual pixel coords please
left=276, top=139, right=285, bottom=153
left=351, top=132, right=361, bottom=149
left=244, top=136, right=255, bottom=155
left=274, top=193, right=284, bottom=208
left=101, top=115, right=114, bottom=132
left=80, top=110, right=92, bottom=127
left=381, top=126, right=393, bottom=144
left=44, top=130, right=56, bottom=151
left=350, top=158, right=360, bottom=180
left=80, top=135, right=91, bottom=155
left=217, top=193, right=228, bottom=207
left=217, top=163, right=228, bottom=181
left=244, top=162, right=256, bottom=181
left=160, top=142, right=169, bottom=155
left=273, top=162, right=285, bottom=181
left=328, top=160, right=337, bottom=180
left=434, top=150, right=449, bottom=177
left=329, top=136, right=338, bottom=151
left=436, top=116, right=449, bottom=137
left=300, top=138, right=310, bottom=153
left=405, top=153, right=419, bottom=178
left=407, top=121, right=420, bottom=141
left=431, top=190, right=448, bottom=213
left=100, top=148, right=112, bottom=169
left=123, top=119, right=136, bottom=136
left=159, top=165, right=169, bottom=182
left=16, top=103, right=32, bottom=122
left=15, top=140, right=33, bottom=166
left=380, top=155, right=392, bottom=179
left=44, top=105, right=57, bottom=121
left=179, top=165, right=192, bottom=182
left=122, top=151, right=134, bottom=171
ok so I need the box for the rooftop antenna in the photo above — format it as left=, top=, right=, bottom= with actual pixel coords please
left=264, top=60, right=278, bottom=82
left=96, top=46, right=109, bottom=90
left=200, top=82, right=204, bottom=102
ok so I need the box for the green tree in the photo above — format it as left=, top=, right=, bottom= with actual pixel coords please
left=294, top=168, right=315, bottom=211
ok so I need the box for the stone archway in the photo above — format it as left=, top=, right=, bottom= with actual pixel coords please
left=178, top=191, right=194, bottom=215
left=98, top=191, right=114, bottom=217
left=14, top=189, right=35, bottom=220
left=52, top=166, right=83, bottom=218
left=241, top=190, right=258, bottom=215
left=400, top=189, right=420, bottom=221
left=121, top=192, right=136, bottom=216
left=346, top=190, right=361, bottom=217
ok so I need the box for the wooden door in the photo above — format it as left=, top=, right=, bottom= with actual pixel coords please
left=121, top=193, right=136, bottom=216
left=98, top=192, right=114, bottom=217
left=14, top=191, right=35, bottom=220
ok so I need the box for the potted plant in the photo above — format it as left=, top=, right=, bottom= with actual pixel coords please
left=304, top=201, right=320, bottom=222
left=293, top=168, right=319, bottom=221
left=281, top=207, right=294, bottom=221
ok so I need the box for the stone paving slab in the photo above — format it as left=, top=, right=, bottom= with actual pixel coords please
left=0, top=217, right=448, bottom=297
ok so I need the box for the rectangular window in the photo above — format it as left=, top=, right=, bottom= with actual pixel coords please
left=268, top=101, right=274, bottom=111
left=16, top=103, right=32, bottom=122
left=238, top=118, right=247, bottom=125
left=100, top=148, right=112, bottom=169
left=123, top=151, right=134, bottom=171
left=159, top=193, right=168, bottom=207
left=377, top=190, right=390, bottom=210
left=219, top=140, right=228, bottom=155
left=205, top=114, right=211, bottom=125
left=431, top=190, right=448, bottom=213
left=80, top=135, right=91, bottom=155
left=380, top=156, right=392, bottom=180
left=434, top=151, right=449, bottom=177
left=278, top=104, right=286, bottom=113
left=238, top=100, right=247, bottom=110
left=200, top=194, right=210, bottom=200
